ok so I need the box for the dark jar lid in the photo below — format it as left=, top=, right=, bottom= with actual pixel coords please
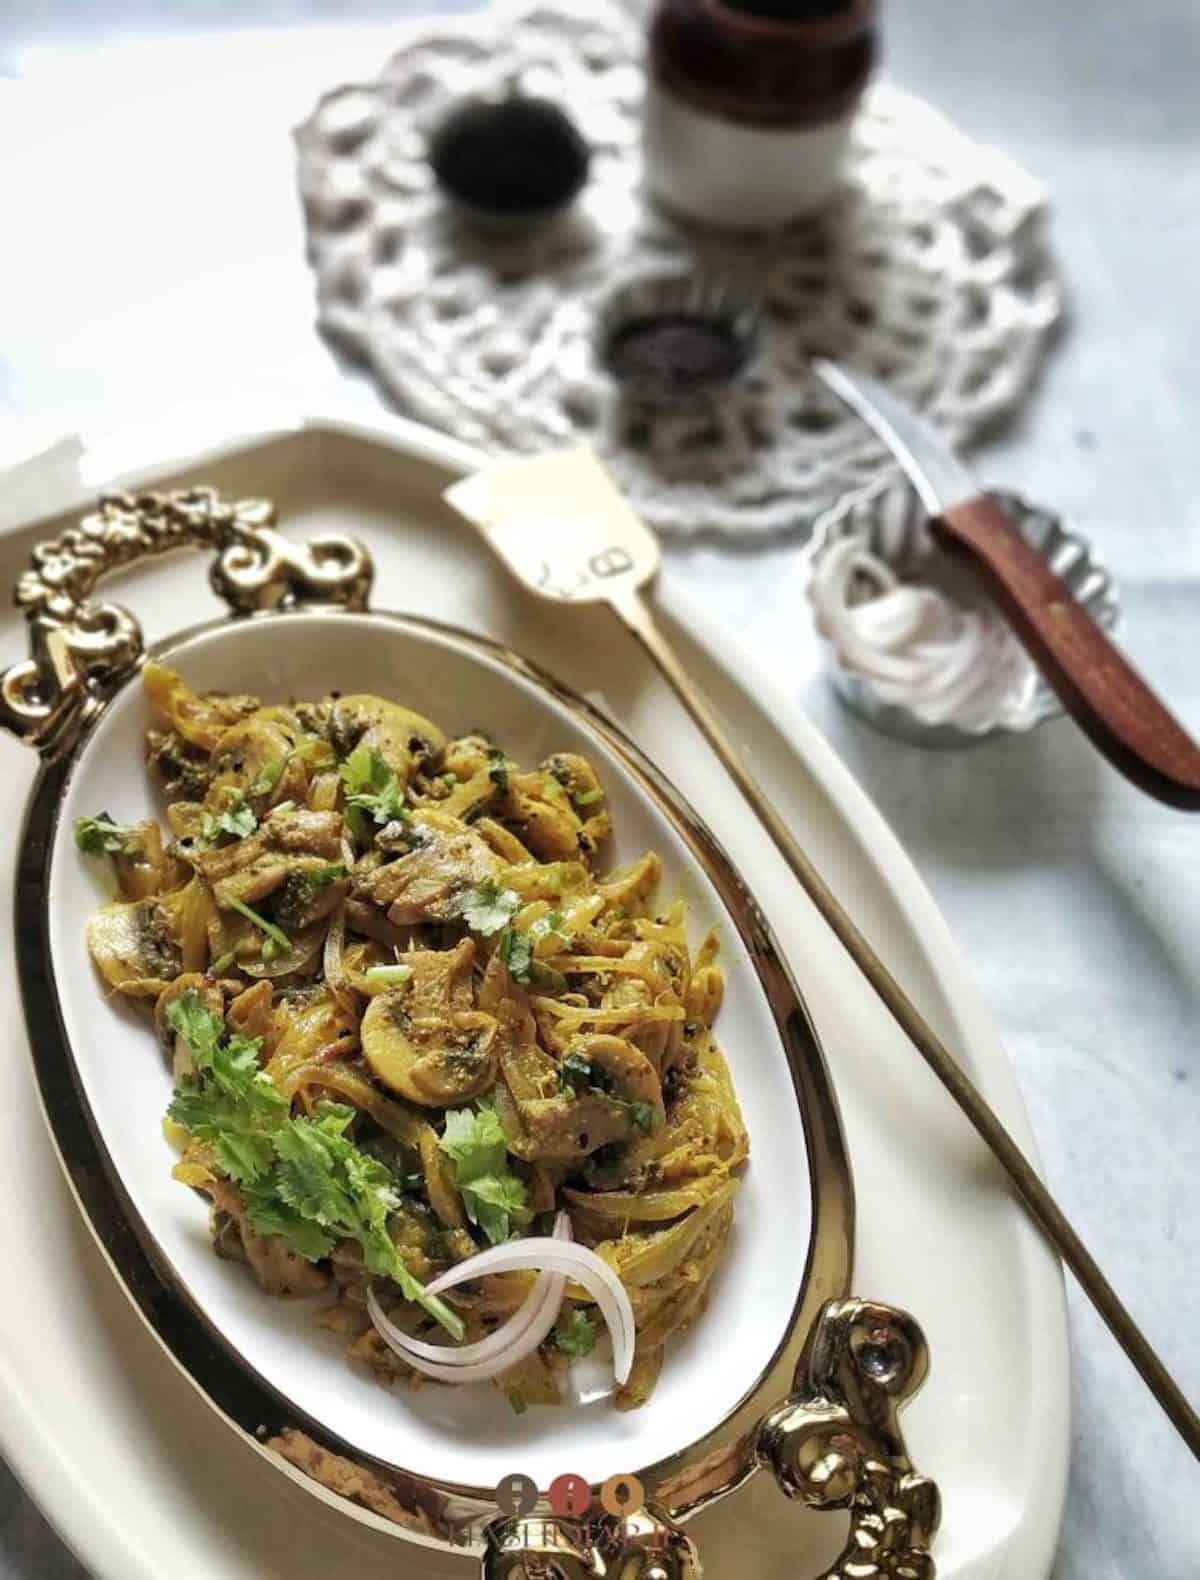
left=649, top=0, right=877, bottom=128
left=429, top=95, right=591, bottom=225
left=596, top=272, right=761, bottom=406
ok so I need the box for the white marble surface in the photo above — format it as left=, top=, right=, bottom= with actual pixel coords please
left=1, top=3, right=1199, bottom=1577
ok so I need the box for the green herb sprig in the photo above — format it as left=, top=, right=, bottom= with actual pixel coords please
left=454, top=880, right=520, bottom=937
left=201, top=798, right=257, bottom=844
left=555, top=1309, right=598, bottom=1359
left=226, top=895, right=291, bottom=961
left=438, top=1103, right=531, bottom=1246
left=340, top=745, right=408, bottom=837
left=166, top=991, right=462, bottom=1339
left=75, top=813, right=141, bottom=858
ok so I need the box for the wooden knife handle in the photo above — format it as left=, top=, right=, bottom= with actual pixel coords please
left=933, top=494, right=1200, bottom=809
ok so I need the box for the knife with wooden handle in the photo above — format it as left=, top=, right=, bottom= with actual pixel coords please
left=815, top=358, right=1200, bottom=809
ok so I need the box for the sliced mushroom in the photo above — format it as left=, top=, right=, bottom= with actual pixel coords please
left=240, top=921, right=326, bottom=981
left=516, top=1090, right=632, bottom=1162
left=360, top=997, right=495, bottom=1107
left=328, top=694, right=446, bottom=783
left=263, top=806, right=344, bottom=857
left=197, top=811, right=343, bottom=909
left=510, top=1033, right=665, bottom=1162
left=209, top=708, right=307, bottom=805
left=269, top=866, right=351, bottom=932
left=504, top=769, right=584, bottom=863
left=573, top=1034, right=665, bottom=1126
left=361, top=941, right=498, bottom=1106
left=86, top=897, right=182, bottom=996
left=488, top=992, right=636, bottom=1163
left=343, top=899, right=411, bottom=951
left=145, top=728, right=214, bottom=801
left=360, top=810, right=504, bottom=925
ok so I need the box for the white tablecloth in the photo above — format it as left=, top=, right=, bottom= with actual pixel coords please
left=1, top=5, right=1198, bottom=1576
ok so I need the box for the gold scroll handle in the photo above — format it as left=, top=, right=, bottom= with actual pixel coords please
left=482, top=1299, right=939, bottom=1580
left=0, top=486, right=373, bottom=755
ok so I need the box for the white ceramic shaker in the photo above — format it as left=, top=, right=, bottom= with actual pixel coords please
left=643, top=0, right=877, bottom=231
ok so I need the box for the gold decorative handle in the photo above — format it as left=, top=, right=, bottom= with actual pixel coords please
left=1, top=486, right=373, bottom=754
left=757, top=1298, right=940, bottom=1579
left=478, top=1299, right=938, bottom=1580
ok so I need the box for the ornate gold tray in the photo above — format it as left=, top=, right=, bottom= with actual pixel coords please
left=2, top=486, right=938, bottom=1578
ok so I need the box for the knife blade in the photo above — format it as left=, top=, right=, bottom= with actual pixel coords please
left=812, top=358, right=977, bottom=514
left=813, top=357, right=1200, bottom=811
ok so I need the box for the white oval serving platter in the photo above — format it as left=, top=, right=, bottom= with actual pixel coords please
left=0, top=409, right=1069, bottom=1580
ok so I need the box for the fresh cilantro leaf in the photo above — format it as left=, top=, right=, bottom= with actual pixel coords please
left=249, top=757, right=286, bottom=799
left=630, top=1101, right=661, bottom=1135
left=164, top=998, right=462, bottom=1341
left=165, top=992, right=225, bottom=1067
left=312, top=862, right=346, bottom=886
left=573, top=788, right=604, bottom=807
left=555, top=1309, right=598, bottom=1359
left=340, top=745, right=408, bottom=830
left=265, top=1102, right=459, bottom=1330
left=201, top=798, right=257, bottom=843
left=241, top=1192, right=337, bottom=1260
left=558, top=1051, right=594, bottom=1096
left=75, top=813, right=139, bottom=857
left=439, top=1104, right=509, bottom=1180
left=462, top=1173, right=530, bottom=1245
left=339, top=742, right=383, bottom=797
left=498, top=925, right=533, bottom=983
left=488, top=749, right=509, bottom=796
left=438, top=1104, right=531, bottom=1245
left=166, top=999, right=284, bottom=1186
left=210, top=1122, right=279, bottom=1186
left=455, top=880, right=520, bottom=936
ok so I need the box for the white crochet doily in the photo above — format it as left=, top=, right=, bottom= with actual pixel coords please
left=295, top=0, right=1062, bottom=537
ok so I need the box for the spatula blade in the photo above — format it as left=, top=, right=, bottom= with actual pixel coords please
left=444, top=448, right=660, bottom=605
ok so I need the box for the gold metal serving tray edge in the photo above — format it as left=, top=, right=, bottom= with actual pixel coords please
left=5, top=486, right=937, bottom=1578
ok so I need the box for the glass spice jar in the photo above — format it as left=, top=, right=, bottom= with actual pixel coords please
left=643, top=0, right=878, bottom=231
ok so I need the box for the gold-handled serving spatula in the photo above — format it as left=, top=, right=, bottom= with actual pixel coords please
left=445, top=446, right=1200, bottom=1459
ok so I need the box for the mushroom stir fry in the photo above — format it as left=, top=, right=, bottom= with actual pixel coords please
left=78, top=665, right=749, bottom=1411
